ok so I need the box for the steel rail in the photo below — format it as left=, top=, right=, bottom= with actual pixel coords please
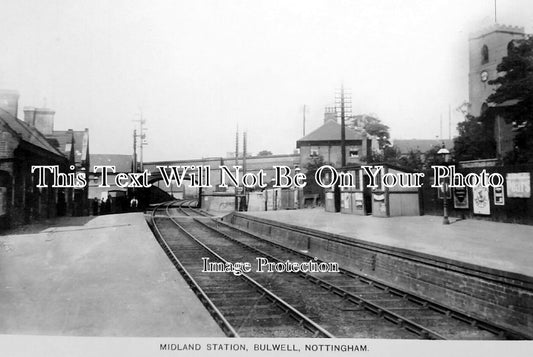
left=150, top=201, right=239, bottom=337
left=194, top=217, right=447, bottom=340
left=182, top=200, right=211, bottom=217
left=187, top=200, right=212, bottom=216
left=212, top=218, right=527, bottom=340
left=167, top=200, right=192, bottom=216
left=164, top=207, right=335, bottom=338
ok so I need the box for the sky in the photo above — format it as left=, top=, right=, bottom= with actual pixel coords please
left=1, top=0, right=532, bottom=161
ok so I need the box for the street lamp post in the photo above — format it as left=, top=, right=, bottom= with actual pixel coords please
left=437, top=144, right=451, bottom=225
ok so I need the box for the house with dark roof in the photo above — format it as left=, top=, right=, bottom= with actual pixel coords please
left=0, top=91, right=72, bottom=228
left=296, top=119, right=378, bottom=169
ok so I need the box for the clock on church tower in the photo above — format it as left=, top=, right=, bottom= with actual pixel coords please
left=468, top=24, right=525, bottom=117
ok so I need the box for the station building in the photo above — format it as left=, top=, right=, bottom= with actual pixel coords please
left=0, top=90, right=90, bottom=229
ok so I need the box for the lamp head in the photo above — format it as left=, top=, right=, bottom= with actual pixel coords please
left=437, top=143, right=451, bottom=163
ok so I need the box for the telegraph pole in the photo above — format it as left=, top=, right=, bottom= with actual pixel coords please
left=133, top=112, right=147, bottom=171
left=335, top=85, right=351, bottom=167
left=448, top=104, right=452, bottom=140
left=243, top=131, right=247, bottom=176
left=139, top=115, right=146, bottom=171
left=235, top=125, right=239, bottom=166
left=340, top=85, right=346, bottom=167
left=234, top=126, right=239, bottom=210
left=303, top=105, right=306, bottom=136
left=133, top=129, right=137, bottom=173
left=242, top=131, right=248, bottom=211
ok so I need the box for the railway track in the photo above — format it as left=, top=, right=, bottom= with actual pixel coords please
left=150, top=201, right=332, bottom=338
left=151, top=200, right=525, bottom=339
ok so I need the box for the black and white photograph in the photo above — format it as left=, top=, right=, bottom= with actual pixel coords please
left=0, top=0, right=532, bottom=356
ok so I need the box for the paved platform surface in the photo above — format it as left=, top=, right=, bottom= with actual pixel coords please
left=244, top=209, right=533, bottom=278
left=0, top=213, right=224, bottom=337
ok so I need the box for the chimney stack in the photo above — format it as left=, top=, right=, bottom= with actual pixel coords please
left=24, top=107, right=55, bottom=134
left=324, top=106, right=337, bottom=123
left=0, top=90, right=20, bottom=118
left=24, top=107, right=36, bottom=125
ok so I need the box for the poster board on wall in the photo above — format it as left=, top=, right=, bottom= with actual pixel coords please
left=453, top=187, right=469, bottom=209
left=494, top=186, right=505, bottom=206
left=473, top=186, right=490, bottom=215
left=506, top=173, right=531, bottom=198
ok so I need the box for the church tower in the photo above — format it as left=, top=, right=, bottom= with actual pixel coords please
left=468, top=24, right=525, bottom=117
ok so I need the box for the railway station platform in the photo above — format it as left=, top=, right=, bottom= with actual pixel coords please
left=242, top=209, right=533, bottom=278
left=0, top=213, right=224, bottom=337
left=230, top=209, right=533, bottom=336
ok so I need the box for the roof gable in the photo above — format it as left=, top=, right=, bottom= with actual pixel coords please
left=50, top=130, right=89, bottom=165
left=297, top=120, right=365, bottom=144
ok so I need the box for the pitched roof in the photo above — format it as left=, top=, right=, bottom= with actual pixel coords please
left=0, top=108, right=65, bottom=157
left=47, top=131, right=73, bottom=157
left=49, top=130, right=89, bottom=165
left=297, top=120, right=365, bottom=144
left=91, top=154, right=132, bottom=173
left=393, top=139, right=454, bottom=154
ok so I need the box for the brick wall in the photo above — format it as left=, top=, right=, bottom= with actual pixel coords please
left=224, top=213, right=533, bottom=337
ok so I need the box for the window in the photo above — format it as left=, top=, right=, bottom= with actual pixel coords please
left=349, top=149, right=359, bottom=158
left=481, top=45, right=489, bottom=64
left=310, top=147, right=319, bottom=157
left=0, top=132, right=8, bottom=158
left=0, top=141, right=7, bottom=157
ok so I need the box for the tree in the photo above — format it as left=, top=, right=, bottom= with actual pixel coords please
left=398, top=149, right=424, bottom=171
left=348, top=114, right=391, bottom=149
left=304, top=155, right=328, bottom=175
left=453, top=113, right=496, bottom=162
left=487, top=37, right=533, bottom=163
left=362, top=146, right=424, bottom=171
left=257, top=150, right=273, bottom=156
left=361, top=146, right=400, bottom=165
left=303, top=155, right=330, bottom=203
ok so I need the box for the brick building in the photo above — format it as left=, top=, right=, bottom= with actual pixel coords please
left=0, top=91, right=68, bottom=228
left=0, top=90, right=90, bottom=228
left=296, top=118, right=377, bottom=169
